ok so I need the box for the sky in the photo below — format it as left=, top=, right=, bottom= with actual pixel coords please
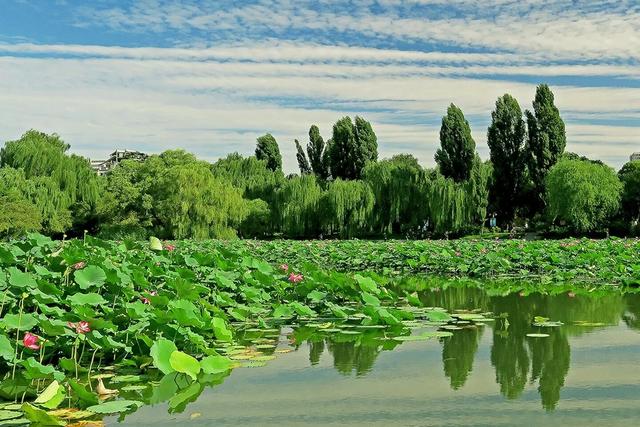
left=0, top=0, right=639, bottom=172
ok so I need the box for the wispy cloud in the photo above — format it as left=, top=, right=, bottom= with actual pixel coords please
left=0, top=0, right=638, bottom=172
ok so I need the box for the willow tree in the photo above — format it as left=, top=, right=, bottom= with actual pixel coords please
left=154, top=160, right=247, bottom=239
left=0, top=165, right=71, bottom=234
left=427, top=174, right=471, bottom=234
left=211, top=153, right=284, bottom=203
left=273, top=174, right=323, bottom=238
left=363, top=154, right=426, bottom=235
left=321, top=179, right=374, bottom=238
left=1, top=131, right=99, bottom=205
left=0, top=130, right=100, bottom=232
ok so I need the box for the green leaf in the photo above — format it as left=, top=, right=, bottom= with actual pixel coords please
left=74, top=266, right=106, bottom=290
left=21, top=357, right=57, bottom=379
left=150, top=339, right=177, bottom=375
left=0, top=410, right=22, bottom=421
left=361, top=292, right=380, bottom=307
left=426, top=311, right=453, bottom=322
left=34, top=380, right=60, bottom=404
left=149, top=237, right=163, bottom=251
left=7, top=268, right=37, bottom=288
left=354, top=274, right=378, bottom=294
left=67, top=292, right=107, bottom=306
left=0, top=334, right=14, bottom=361
left=21, top=403, right=65, bottom=426
left=211, top=317, right=233, bottom=342
left=68, top=379, right=99, bottom=406
left=200, top=355, right=233, bottom=374
left=86, top=400, right=143, bottom=414
left=1, top=314, right=38, bottom=331
left=169, top=351, right=201, bottom=380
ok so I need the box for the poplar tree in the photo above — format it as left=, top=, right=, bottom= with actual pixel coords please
left=525, top=84, right=567, bottom=213
left=328, top=116, right=378, bottom=180
left=487, top=94, right=527, bottom=223
left=307, top=125, right=330, bottom=180
left=255, top=133, right=282, bottom=172
left=435, top=104, right=476, bottom=183
left=294, top=139, right=312, bottom=174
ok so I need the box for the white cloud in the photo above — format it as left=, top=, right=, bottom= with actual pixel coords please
left=0, top=48, right=637, bottom=172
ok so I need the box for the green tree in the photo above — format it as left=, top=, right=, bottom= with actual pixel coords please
left=294, top=139, right=312, bottom=175
left=211, top=153, right=284, bottom=203
left=328, top=116, right=378, bottom=180
left=618, top=161, right=640, bottom=222
left=0, top=196, right=42, bottom=238
left=487, top=94, right=527, bottom=223
left=363, top=155, right=426, bottom=235
left=255, top=133, right=282, bottom=172
left=274, top=174, right=323, bottom=238
left=546, top=159, right=622, bottom=232
left=525, top=84, right=567, bottom=213
left=307, top=125, right=330, bottom=180
left=321, top=179, right=374, bottom=238
left=435, top=104, right=476, bottom=183
left=0, top=130, right=99, bottom=233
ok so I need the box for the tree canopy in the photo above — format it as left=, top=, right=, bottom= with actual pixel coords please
left=435, top=104, right=476, bottom=183
left=328, top=116, right=378, bottom=180
left=255, top=133, right=282, bottom=172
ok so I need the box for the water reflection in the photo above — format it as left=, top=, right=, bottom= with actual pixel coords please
left=298, top=283, right=639, bottom=411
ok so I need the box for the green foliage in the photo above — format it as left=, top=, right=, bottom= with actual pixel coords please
left=307, top=125, right=330, bottom=180
left=546, top=159, right=622, bottom=232
left=322, top=179, right=374, bottom=238
left=435, top=104, right=476, bottom=183
left=211, top=153, right=284, bottom=202
left=487, top=94, right=527, bottom=223
left=526, top=84, right=567, bottom=213
left=274, top=174, right=323, bottom=238
left=618, top=161, right=640, bottom=222
left=255, top=133, right=282, bottom=172
left=363, top=154, right=427, bottom=235
left=328, top=116, right=378, bottom=180
left=0, top=130, right=99, bottom=233
left=294, top=139, right=312, bottom=175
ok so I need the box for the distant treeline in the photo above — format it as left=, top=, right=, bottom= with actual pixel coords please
left=0, top=84, right=637, bottom=240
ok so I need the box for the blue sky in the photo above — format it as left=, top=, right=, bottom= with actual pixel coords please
left=1, top=0, right=639, bottom=172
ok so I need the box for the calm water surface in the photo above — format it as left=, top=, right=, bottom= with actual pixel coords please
left=109, top=286, right=640, bottom=427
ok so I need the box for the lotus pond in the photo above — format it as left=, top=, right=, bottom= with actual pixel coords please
left=0, top=235, right=639, bottom=426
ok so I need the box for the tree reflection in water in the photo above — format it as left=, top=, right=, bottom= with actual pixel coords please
left=300, top=281, right=639, bottom=410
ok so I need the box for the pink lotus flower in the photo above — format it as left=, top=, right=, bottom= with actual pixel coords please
left=165, top=244, right=175, bottom=252
left=279, top=264, right=289, bottom=272
left=141, top=290, right=158, bottom=304
left=72, top=261, right=86, bottom=270
left=23, top=333, right=40, bottom=350
left=68, top=321, right=91, bottom=334
left=288, top=273, right=304, bottom=283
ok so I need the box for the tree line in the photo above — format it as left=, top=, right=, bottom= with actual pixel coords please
left=0, top=84, right=637, bottom=240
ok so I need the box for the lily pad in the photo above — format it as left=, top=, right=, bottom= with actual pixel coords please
left=526, top=333, right=550, bottom=338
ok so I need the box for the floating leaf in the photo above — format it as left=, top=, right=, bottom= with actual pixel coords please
left=200, top=355, right=233, bottom=374
left=21, top=403, right=65, bottom=426
left=86, top=400, right=143, bottom=414
left=150, top=339, right=177, bottom=375
left=526, top=333, right=550, bottom=338
left=0, top=411, right=22, bottom=421
left=169, top=351, right=201, bottom=380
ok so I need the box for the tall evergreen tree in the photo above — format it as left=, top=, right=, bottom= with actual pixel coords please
left=525, top=84, right=567, bottom=213
left=255, top=133, right=282, bottom=172
left=487, top=94, right=527, bottom=223
left=294, top=139, right=312, bottom=174
left=307, top=125, right=330, bottom=180
left=328, top=116, right=378, bottom=180
left=435, top=104, right=476, bottom=183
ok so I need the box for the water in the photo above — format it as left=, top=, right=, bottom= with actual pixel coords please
left=109, top=285, right=640, bottom=427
